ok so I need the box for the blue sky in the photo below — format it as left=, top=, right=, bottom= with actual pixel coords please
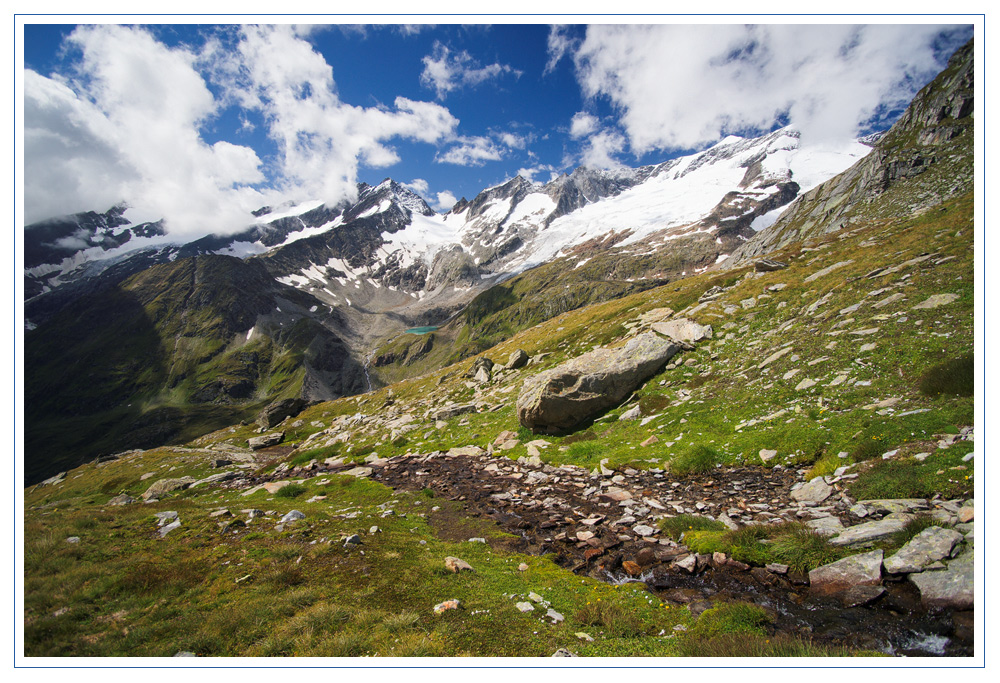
left=22, top=21, right=972, bottom=237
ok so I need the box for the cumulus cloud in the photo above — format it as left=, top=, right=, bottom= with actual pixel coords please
left=517, top=163, right=559, bottom=183
left=544, top=24, right=578, bottom=75
left=578, top=130, right=626, bottom=170
left=403, top=178, right=430, bottom=196
left=435, top=135, right=503, bottom=166
left=569, top=112, right=600, bottom=139
left=433, top=190, right=458, bottom=212
left=420, top=41, right=521, bottom=99
left=25, top=26, right=266, bottom=233
left=25, top=25, right=461, bottom=236
left=572, top=24, right=966, bottom=152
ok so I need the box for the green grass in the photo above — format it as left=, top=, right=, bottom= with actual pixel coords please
left=919, top=353, right=974, bottom=397
left=847, top=444, right=974, bottom=501
left=668, top=445, right=720, bottom=476
left=274, top=483, right=308, bottom=499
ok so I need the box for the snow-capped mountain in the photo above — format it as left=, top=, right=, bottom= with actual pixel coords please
left=24, top=126, right=872, bottom=333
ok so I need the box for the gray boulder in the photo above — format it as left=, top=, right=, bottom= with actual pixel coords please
left=908, top=548, right=974, bottom=610
left=884, top=526, right=965, bottom=574
left=433, top=404, right=476, bottom=421
left=808, top=549, right=883, bottom=596
left=754, top=258, right=788, bottom=272
left=506, top=349, right=529, bottom=369
left=141, top=477, right=195, bottom=501
left=107, top=494, right=136, bottom=506
left=516, top=331, right=682, bottom=433
left=791, top=477, right=833, bottom=505
left=829, top=513, right=913, bottom=546
left=257, top=398, right=309, bottom=429
left=248, top=432, right=284, bottom=450
left=279, top=510, right=305, bottom=524
left=650, top=318, right=713, bottom=343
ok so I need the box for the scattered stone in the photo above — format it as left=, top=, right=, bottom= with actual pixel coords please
left=516, top=331, right=683, bottom=433
left=173, top=651, right=197, bottom=657
left=507, top=349, right=530, bottom=369
left=248, top=433, right=284, bottom=450
left=342, top=467, right=374, bottom=478
left=758, top=347, right=792, bottom=369
left=650, top=318, right=713, bottom=343
left=804, top=260, right=853, bottom=283
left=575, top=632, right=594, bottom=642
left=641, top=435, right=660, bottom=447
left=754, top=258, right=788, bottom=272
left=515, top=602, right=534, bottom=613
left=107, top=494, right=136, bottom=506
left=790, top=477, right=832, bottom=505
left=444, top=556, right=474, bottom=573
left=141, top=477, right=195, bottom=501
left=912, top=293, right=959, bottom=310
left=805, top=516, right=845, bottom=537
left=159, top=520, right=182, bottom=538
left=545, top=608, right=565, bottom=623
left=766, top=563, right=789, bottom=575
left=433, top=404, right=476, bottom=421
left=279, top=510, right=305, bottom=524
left=795, top=378, right=817, bottom=391
left=551, top=648, right=577, bottom=657
left=633, top=524, right=656, bottom=537
left=343, top=534, right=362, bottom=547
left=433, top=599, right=462, bottom=614
left=154, top=511, right=179, bottom=526
left=518, top=563, right=529, bottom=572
left=619, top=405, right=642, bottom=421
left=66, top=536, right=80, bottom=544
left=758, top=449, right=777, bottom=463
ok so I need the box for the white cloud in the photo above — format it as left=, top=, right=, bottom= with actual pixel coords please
left=25, top=25, right=461, bottom=237
left=569, top=112, right=599, bottom=139
left=544, top=25, right=577, bottom=75
left=517, top=163, right=558, bottom=183
left=435, top=136, right=503, bottom=166
left=420, top=41, right=522, bottom=99
left=434, top=190, right=458, bottom=212
left=498, top=132, right=527, bottom=149
left=572, top=24, right=962, bottom=152
left=25, top=25, right=265, bottom=234
left=403, top=178, right=430, bottom=196
left=578, top=130, right=626, bottom=170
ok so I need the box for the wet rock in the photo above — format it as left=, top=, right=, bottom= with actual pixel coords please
left=516, top=331, right=683, bottom=433
left=884, top=526, right=965, bottom=574
left=808, top=549, right=883, bottom=596
left=257, top=398, right=308, bottom=429
left=248, top=433, right=284, bottom=450
left=839, top=585, right=886, bottom=608
left=142, top=477, right=195, bottom=501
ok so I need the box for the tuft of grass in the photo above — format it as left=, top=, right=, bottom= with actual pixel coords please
left=678, top=632, right=882, bottom=657
left=668, top=444, right=719, bottom=476
left=919, top=353, right=974, bottom=397
left=274, top=483, right=307, bottom=499
left=689, top=602, right=772, bottom=638
left=890, top=514, right=947, bottom=549
left=767, top=524, right=846, bottom=571
left=659, top=514, right=726, bottom=540
left=848, top=450, right=973, bottom=501
left=573, top=600, right=647, bottom=637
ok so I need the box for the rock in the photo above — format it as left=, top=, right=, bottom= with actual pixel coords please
left=506, top=349, right=529, bottom=369
left=790, top=477, right=833, bottom=505
left=515, top=602, right=534, bottom=613
left=884, top=526, right=965, bottom=574
left=474, top=367, right=491, bottom=384
left=343, top=534, right=362, bottom=547
left=66, top=536, right=80, bottom=544
left=433, top=599, right=461, bottom=614
left=758, top=346, right=793, bottom=369
left=256, top=398, right=308, bottom=429
left=447, top=445, right=485, bottom=457
left=107, top=494, right=136, bottom=506
left=279, top=510, right=305, bottom=524
left=839, top=585, right=886, bottom=608
left=805, top=516, right=845, bottom=537
left=600, top=487, right=632, bottom=502
left=675, top=554, right=698, bottom=573
left=159, top=520, right=182, bottom=537
left=518, top=563, right=529, bottom=572
left=641, top=435, right=660, bottom=447
left=623, top=560, right=642, bottom=576
left=575, top=632, right=594, bottom=642
left=154, top=511, right=179, bottom=526
left=433, top=404, right=476, bottom=421
left=211, top=459, right=233, bottom=468
left=619, top=405, right=642, bottom=421
left=173, top=651, right=197, bottom=657
left=650, top=318, right=713, bottom=343
left=633, top=524, right=656, bottom=537
left=909, top=548, right=974, bottom=610
left=635, top=547, right=657, bottom=567
left=958, top=501, right=974, bottom=523
left=754, top=258, right=788, bottom=272
left=342, top=466, right=374, bottom=478
left=551, top=648, right=577, bottom=657
left=766, top=563, right=789, bottom=575
left=912, top=293, right=959, bottom=309
left=808, top=549, right=883, bottom=596
left=545, top=608, right=565, bottom=623
left=758, top=449, right=777, bottom=463
left=248, top=433, right=284, bottom=450
left=444, top=556, right=473, bottom=573
left=141, top=477, right=195, bottom=501
left=829, top=513, right=913, bottom=546
left=516, top=331, right=683, bottom=433
left=795, top=378, right=817, bottom=391
left=38, top=472, right=66, bottom=486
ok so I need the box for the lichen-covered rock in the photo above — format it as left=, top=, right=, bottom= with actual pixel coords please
left=141, top=477, right=195, bottom=501
left=884, top=526, right=965, bottom=574
left=516, top=331, right=682, bottom=433
left=650, top=318, right=713, bottom=343
left=909, top=547, right=974, bottom=610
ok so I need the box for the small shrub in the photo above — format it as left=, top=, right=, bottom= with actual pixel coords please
left=919, top=353, right=973, bottom=397
left=669, top=444, right=719, bottom=476
left=275, top=483, right=307, bottom=499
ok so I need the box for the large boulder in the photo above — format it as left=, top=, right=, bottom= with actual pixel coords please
left=142, top=477, right=196, bottom=501
left=516, top=331, right=682, bottom=433
left=808, top=549, right=883, bottom=596
left=248, top=432, right=284, bottom=450
left=908, top=548, right=974, bottom=610
left=256, top=398, right=309, bottom=429
left=884, top=526, right=965, bottom=574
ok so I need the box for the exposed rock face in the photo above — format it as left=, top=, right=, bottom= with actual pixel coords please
left=516, top=331, right=683, bottom=433
left=257, top=398, right=309, bottom=429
